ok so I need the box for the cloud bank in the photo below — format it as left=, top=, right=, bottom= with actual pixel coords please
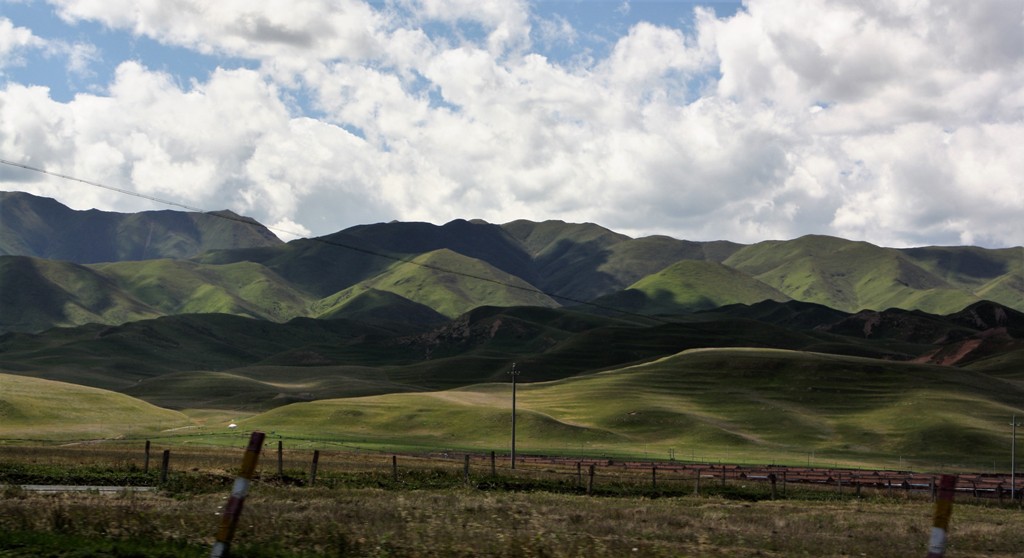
left=1, top=0, right=1022, bottom=247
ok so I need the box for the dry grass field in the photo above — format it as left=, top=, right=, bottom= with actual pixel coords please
left=2, top=443, right=1024, bottom=557
left=2, top=484, right=1024, bottom=557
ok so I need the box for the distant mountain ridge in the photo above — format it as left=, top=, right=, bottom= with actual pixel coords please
left=1, top=190, right=1022, bottom=334
left=0, top=191, right=282, bottom=263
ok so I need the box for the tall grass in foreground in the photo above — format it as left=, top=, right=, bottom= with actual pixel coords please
left=1, top=485, right=1023, bottom=557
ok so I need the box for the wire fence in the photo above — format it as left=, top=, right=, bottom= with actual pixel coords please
left=3, top=440, right=1022, bottom=506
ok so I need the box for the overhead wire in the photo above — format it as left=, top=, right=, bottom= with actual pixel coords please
left=0, top=157, right=676, bottom=325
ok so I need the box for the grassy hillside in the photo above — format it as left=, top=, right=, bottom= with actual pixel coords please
left=724, top=235, right=982, bottom=313
left=311, top=286, right=448, bottom=325
left=0, top=191, right=281, bottom=263
left=0, top=314, right=407, bottom=389
left=900, top=245, right=1023, bottom=290
left=351, top=249, right=560, bottom=318
left=94, top=258, right=312, bottom=321
left=591, top=260, right=790, bottom=315
left=343, top=219, right=540, bottom=285
left=0, top=256, right=160, bottom=332
left=243, top=348, right=1023, bottom=467
left=4, top=300, right=1002, bottom=411
left=195, top=233, right=399, bottom=298
left=0, top=373, right=191, bottom=439
left=501, top=219, right=744, bottom=301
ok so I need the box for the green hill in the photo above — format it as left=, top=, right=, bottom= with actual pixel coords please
left=0, top=372, right=191, bottom=439
left=312, top=286, right=448, bottom=325
left=195, top=233, right=397, bottom=298
left=0, top=314, right=403, bottom=389
left=350, top=249, right=560, bottom=318
left=590, top=260, right=790, bottom=315
left=242, top=348, right=1022, bottom=467
left=0, top=191, right=281, bottom=263
left=724, top=235, right=982, bottom=313
left=0, top=256, right=160, bottom=332
left=93, top=258, right=312, bottom=321
left=501, top=219, right=744, bottom=301
left=344, top=219, right=540, bottom=285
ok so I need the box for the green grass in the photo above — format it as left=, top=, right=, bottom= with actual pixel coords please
left=352, top=249, right=560, bottom=318
left=93, top=258, right=313, bottom=321
left=0, top=373, right=191, bottom=440
left=237, top=348, right=1024, bottom=469
left=594, top=260, right=789, bottom=314
left=723, top=235, right=991, bottom=313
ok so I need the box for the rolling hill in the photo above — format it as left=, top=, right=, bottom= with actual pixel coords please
left=0, top=372, right=191, bottom=439
left=4, top=300, right=1021, bottom=414
left=241, top=347, right=1022, bottom=467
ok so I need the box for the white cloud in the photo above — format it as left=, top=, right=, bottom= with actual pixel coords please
left=2, top=0, right=1022, bottom=248
left=49, top=0, right=389, bottom=63
left=0, top=17, right=45, bottom=70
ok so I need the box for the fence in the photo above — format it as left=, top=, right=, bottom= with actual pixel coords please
left=1, top=441, right=1022, bottom=504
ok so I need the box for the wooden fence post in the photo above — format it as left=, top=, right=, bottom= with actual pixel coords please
left=694, top=469, right=701, bottom=496
left=464, top=454, right=470, bottom=483
left=309, top=450, right=320, bottom=486
left=652, top=466, right=657, bottom=490
left=587, top=464, right=595, bottom=495
left=277, top=441, right=283, bottom=478
left=782, top=470, right=787, bottom=496
left=211, top=431, right=265, bottom=558
left=144, top=440, right=151, bottom=474
left=160, top=449, right=170, bottom=484
left=392, top=455, right=398, bottom=482
left=769, top=473, right=777, bottom=500
left=576, top=462, right=582, bottom=488
left=926, top=475, right=957, bottom=558
left=491, top=451, right=496, bottom=476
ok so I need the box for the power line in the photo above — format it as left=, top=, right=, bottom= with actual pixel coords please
left=0, top=158, right=674, bottom=325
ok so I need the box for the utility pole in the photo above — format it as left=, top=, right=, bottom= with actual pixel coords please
left=509, top=362, right=521, bottom=469
left=1013, top=415, right=1021, bottom=502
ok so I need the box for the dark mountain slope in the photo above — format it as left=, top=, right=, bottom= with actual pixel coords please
left=501, top=219, right=744, bottom=301
left=0, top=191, right=281, bottom=262
left=0, top=256, right=160, bottom=332
left=342, top=219, right=539, bottom=285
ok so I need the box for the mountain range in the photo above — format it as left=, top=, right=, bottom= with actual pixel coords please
left=2, top=191, right=1022, bottom=335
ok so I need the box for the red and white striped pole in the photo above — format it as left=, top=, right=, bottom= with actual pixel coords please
left=211, top=431, right=265, bottom=558
left=926, top=474, right=957, bottom=558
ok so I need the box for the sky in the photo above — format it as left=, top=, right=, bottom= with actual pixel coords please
left=0, top=0, right=1022, bottom=248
